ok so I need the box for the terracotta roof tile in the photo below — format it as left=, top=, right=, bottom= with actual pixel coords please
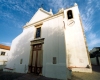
left=0, top=44, right=10, bottom=50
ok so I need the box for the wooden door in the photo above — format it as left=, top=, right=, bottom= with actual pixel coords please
left=31, top=44, right=43, bottom=74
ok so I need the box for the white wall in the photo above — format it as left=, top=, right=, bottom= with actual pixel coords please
left=4, top=4, right=91, bottom=79
left=0, top=48, right=9, bottom=65
left=27, top=9, right=51, bottom=25
left=41, top=15, right=69, bottom=79
left=4, top=15, right=69, bottom=79
left=5, top=26, right=35, bottom=73
left=5, top=8, right=68, bottom=78
left=64, top=5, right=90, bottom=68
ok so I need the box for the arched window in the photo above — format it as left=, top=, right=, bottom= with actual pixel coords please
left=67, top=10, right=73, bottom=19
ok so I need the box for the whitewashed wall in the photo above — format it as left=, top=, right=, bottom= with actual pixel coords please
left=41, top=15, right=69, bottom=79
left=5, top=26, right=35, bottom=73
left=64, top=5, right=90, bottom=68
left=4, top=8, right=52, bottom=73
left=4, top=4, right=91, bottom=79
left=27, top=8, right=51, bottom=25
left=4, top=15, right=69, bottom=79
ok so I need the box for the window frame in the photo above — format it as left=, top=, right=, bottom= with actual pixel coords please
left=20, top=59, right=23, bottom=64
left=35, top=27, right=41, bottom=38
left=67, top=10, right=73, bottom=20
left=1, top=51, right=6, bottom=56
left=34, top=23, right=42, bottom=39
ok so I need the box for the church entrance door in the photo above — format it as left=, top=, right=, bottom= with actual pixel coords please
left=31, top=44, right=43, bottom=74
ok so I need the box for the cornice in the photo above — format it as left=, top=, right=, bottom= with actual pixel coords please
left=39, top=8, right=52, bottom=15
left=24, top=11, right=64, bottom=29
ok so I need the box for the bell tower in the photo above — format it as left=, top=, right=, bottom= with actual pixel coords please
left=63, top=3, right=92, bottom=72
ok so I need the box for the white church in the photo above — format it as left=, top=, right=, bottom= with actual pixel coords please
left=4, top=3, right=92, bottom=80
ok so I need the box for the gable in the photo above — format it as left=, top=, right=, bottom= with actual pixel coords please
left=27, top=8, right=52, bottom=25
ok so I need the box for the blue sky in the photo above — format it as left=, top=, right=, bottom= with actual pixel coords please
left=0, top=0, right=100, bottom=50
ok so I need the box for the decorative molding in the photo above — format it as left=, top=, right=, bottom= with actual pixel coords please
left=23, top=5, right=78, bottom=29
left=67, top=20, right=75, bottom=26
left=23, top=12, right=64, bottom=29
left=39, top=8, right=53, bottom=15
left=30, top=38, right=45, bottom=45
left=34, top=23, right=43, bottom=27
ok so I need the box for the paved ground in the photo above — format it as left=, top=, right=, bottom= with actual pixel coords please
left=14, top=74, right=59, bottom=80
left=0, top=65, right=100, bottom=80
left=0, top=70, right=25, bottom=80
left=71, top=65, right=100, bottom=80
left=0, top=70, right=59, bottom=80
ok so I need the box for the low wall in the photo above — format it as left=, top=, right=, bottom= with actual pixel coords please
left=91, top=57, right=100, bottom=65
left=0, top=65, right=6, bottom=70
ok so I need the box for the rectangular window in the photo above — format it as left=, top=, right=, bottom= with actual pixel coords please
left=1, top=52, right=5, bottom=55
left=36, top=27, right=41, bottom=38
left=20, top=59, right=23, bottom=64
left=53, top=57, right=57, bottom=64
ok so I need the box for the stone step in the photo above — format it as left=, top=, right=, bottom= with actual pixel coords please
left=71, top=68, right=92, bottom=73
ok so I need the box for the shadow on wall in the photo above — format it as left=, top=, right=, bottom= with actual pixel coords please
left=43, top=18, right=65, bottom=61
left=12, top=31, right=33, bottom=56
left=6, top=27, right=34, bottom=68
left=47, top=18, right=64, bottom=37
left=42, top=18, right=70, bottom=79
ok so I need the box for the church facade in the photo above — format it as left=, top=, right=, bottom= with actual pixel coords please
left=4, top=3, right=92, bottom=80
